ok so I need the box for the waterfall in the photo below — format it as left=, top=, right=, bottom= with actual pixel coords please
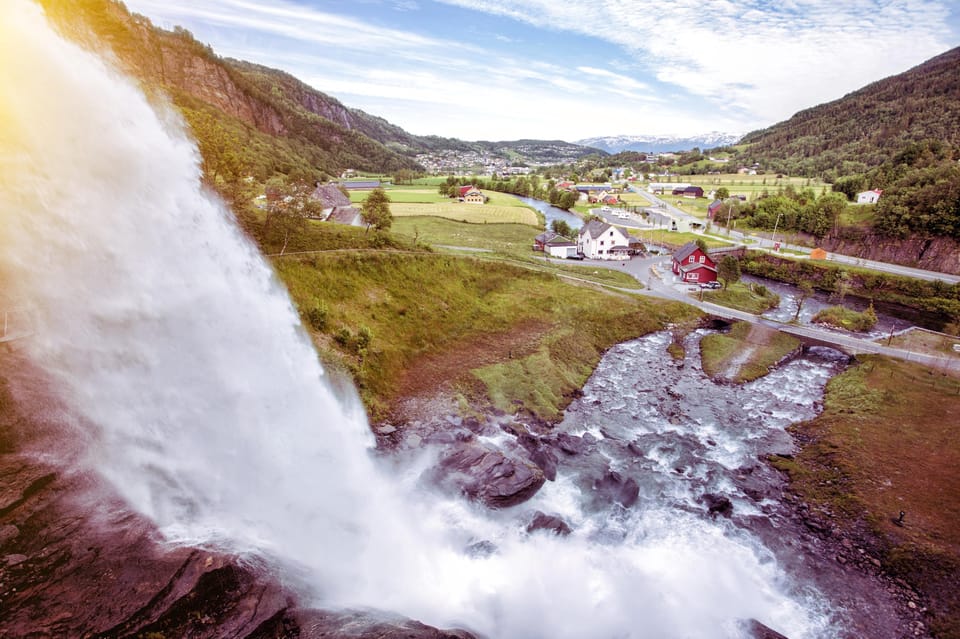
left=0, top=3, right=834, bottom=637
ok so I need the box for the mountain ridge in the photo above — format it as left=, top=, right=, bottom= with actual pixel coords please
left=738, top=45, right=960, bottom=177
left=576, top=132, right=741, bottom=154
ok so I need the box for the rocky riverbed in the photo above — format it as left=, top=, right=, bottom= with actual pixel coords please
left=0, top=329, right=933, bottom=638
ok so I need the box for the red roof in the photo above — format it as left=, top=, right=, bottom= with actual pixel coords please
left=459, top=185, right=475, bottom=197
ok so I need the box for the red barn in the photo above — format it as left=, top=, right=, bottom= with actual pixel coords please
left=672, top=241, right=717, bottom=284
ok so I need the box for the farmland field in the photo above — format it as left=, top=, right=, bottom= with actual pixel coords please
left=390, top=202, right=539, bottom=226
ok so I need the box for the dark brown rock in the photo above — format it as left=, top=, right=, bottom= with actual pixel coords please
left=592, top=470, right=639, bottom=508
left=435, top=442, right=545, bottom=508
left=702, top=493, right=734, bottom=518
left=526, top=511, right=572, bottom=536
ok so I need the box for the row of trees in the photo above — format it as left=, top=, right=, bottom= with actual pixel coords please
left=716, top=186, right=850, bottom=238
left=437, top=176, right=580, bottom=210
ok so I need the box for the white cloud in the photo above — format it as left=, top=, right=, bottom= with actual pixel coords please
left=123, top=0, right=957, bottom=139
left=437, top=0, right=955, bottom=127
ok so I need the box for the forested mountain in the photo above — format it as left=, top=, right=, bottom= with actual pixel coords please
left=739, top=46, right=960, bottom=179
left=35, top=0, right=599, bottom=185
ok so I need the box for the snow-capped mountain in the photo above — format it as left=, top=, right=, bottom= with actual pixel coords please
left=576, top=132, right=742, bottom=154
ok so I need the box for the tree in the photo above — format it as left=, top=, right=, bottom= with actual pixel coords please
left=793, top=281, right=815, bottom=321
left=263, top=179, right=323, bottom=255
left=550, top=219, right=573, bottom=238
left=715, top=187, right=730, bottom=200
left=361, top=187, right=392, bottom=233
left=558, top=190, right=579, bottom=210
left=717, top=255, right=741, bottom=289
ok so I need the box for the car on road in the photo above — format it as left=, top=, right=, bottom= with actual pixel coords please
left=700, top=281, right=722, bottom=289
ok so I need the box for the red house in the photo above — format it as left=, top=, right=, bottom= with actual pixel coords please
left=672, top=241, right=717, bottom=284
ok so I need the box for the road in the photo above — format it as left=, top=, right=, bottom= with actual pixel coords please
left=623, top=187, right=960, bottom=285
left=567, top=252, right=959, bottom=372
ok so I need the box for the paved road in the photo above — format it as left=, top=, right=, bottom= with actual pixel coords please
left=571, top=254, right=959, bottom=372
left=625, top=187, right=960, bottom=285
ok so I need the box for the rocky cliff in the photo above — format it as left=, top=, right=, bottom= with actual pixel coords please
left=823, top=228, right=960, bottom=275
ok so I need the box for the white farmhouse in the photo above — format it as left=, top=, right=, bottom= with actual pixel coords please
left=578, top=220, right=631, bottom=260
left=856, top=189, right=882, bottom=204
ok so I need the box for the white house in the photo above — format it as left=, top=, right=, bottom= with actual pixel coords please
left=856, top=189, right=882, bottom=204
left=578, top=220, right=631, bottom=260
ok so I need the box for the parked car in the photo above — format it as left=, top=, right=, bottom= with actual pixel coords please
left=701, top=281, right=722, bottom=289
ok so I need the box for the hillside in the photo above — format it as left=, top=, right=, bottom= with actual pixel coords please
left=35, top=0, right=600, bottom=182
left=739, top=46, right=960, bottom=178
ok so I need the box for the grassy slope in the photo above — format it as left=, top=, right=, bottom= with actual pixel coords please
left=772, top=356, right=960, bottom=638
left=275, top=250, right=696, bottom=421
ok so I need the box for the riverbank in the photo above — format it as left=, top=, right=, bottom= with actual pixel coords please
left=772, top=355, right=960, bottom=638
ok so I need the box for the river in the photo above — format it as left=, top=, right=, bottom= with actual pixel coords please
left=515, top=195, right=583, bottom=230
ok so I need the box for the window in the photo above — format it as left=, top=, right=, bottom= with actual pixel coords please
left=689, top=256, right=695, bottom=263
left=688, top=273, right=698, bottom=280
left=699, top=255, right=705, bottom=263
left=600, top=240, right=605, bottom=245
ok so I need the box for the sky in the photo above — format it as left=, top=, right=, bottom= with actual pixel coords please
left=121, top=0, right=960, bottom=143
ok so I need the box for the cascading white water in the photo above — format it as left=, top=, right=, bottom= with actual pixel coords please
left=1, top=3, right=837, bottom=637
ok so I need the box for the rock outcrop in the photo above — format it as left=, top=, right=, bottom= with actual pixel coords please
left=823, top=230, right=960, bottom=275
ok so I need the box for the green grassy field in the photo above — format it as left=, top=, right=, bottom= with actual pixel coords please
left=390, top=216, right=640, bottom=288
left=350, top=188, right=449, bottom=204
left=389, top=202, right=539, bottom=225
left=629, top=229, right=735, bottom=250
left=699, top=321, right=800, bottom=383
left=274, top=251, right=697, bottom=421
left=771, top=356, right=960, bottom=638
left=700, top=281, right=781, bottom=314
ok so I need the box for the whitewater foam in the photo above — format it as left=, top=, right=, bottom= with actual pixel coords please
left=1, top=3, right=838, bottom=637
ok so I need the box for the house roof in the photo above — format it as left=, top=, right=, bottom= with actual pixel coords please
left=579, top=219, right=612, bottom=239
left=312, top=183, right=351, bottom=208
left=340, top=180, right=381, bottom=190
left=535, top=230, right=558, bottom=244
left=707, top=199, right=723, bottom=212
left=327, top=206, right=362, bottom=225
left=678, top=263, right=717, bottom=274
left=673, top=241, right=702, bottom=263
left=545, top=236, right=575, bottom=246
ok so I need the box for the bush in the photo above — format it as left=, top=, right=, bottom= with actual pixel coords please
left=305, top=300, right=328, bottom=331
left=812, top=305, right=878, bottom=332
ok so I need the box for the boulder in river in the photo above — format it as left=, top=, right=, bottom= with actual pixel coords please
left=434, top=441, right=546, bottom=508
left=592, top=469, right=640, bottom=509
left=526, top=511, right=573, bottom=536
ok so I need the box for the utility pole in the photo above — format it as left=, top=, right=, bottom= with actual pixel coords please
left=771, top=212, right=783, bottom=250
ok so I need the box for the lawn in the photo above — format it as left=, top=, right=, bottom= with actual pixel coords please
left=771, top=356, right=960, bottom=638
left=349, top=187, right=448, bottom=204
left=392, top=215, right=533, bottom=253
left=629, top=229, right=735, bottom=250
left=700, top=281, right=781, bottom=314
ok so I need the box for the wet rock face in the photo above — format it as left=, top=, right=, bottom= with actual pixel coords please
left=433, top=441, right=546, bottom=509
left=0, top=363, right=474, bottom=639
